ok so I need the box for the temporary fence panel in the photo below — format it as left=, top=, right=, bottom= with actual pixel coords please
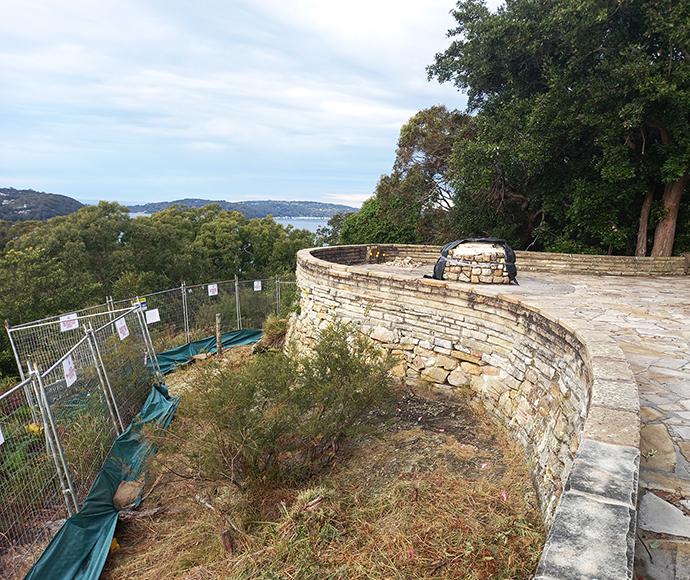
left=112, top=286, right=187, bottom=354
left=89, top=309, right=161, bottom=431
left=278, top=280, right=299, bottom=314
left=0, top=376, right=71, bottom=580
left=236, top=278, right=280, bottom=330
left=5, top=306, right=128, bottom=382
left=35, top=336, right=120, bottom=510
left=184, top=280, right=238, bottom=337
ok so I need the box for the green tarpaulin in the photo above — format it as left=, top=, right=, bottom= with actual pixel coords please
left=25, top=383, right=178, bottom=580
left=156, top=329, right=263, bottom=375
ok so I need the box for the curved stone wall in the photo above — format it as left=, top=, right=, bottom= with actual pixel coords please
left=288, top=245, right=641, bottom=580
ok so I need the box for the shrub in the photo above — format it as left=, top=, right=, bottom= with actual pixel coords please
left=178, top=321, right=394, bottom=489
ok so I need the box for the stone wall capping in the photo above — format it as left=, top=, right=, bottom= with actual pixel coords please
left=582, top=339, right=630, bottom=362
left=291, top=244, right=645, bottom=580
left=590, top=377, right=640, bottom=414
left=329, top=263, right=351, bottom=273
left=583, top=406, right=640, bottom=449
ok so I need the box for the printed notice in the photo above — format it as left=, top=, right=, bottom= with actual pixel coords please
left=60, top=313, right=79, bottom=332
left=115, top=317, right=129, bottom=340
left=145, top=308, right=161, bottom=325
left=131, top=297, right=148, bottom=311
left=208, top=283, right=218, bottom=296
left=63, top=355, right=77, bottom=387
left=254, top=280, right=262, bottom=292
left=0, top=424, right=4, bottom=446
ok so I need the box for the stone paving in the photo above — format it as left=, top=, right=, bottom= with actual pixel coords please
left=518, top=272, right=690, bottom=580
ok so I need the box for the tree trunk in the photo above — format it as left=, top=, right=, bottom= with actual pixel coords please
left=651, top=175, right=690, bottom=257
left=635, top=191, right=654, bottom=257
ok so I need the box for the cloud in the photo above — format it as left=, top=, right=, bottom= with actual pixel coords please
left=0, top=0, right=495, bottom=204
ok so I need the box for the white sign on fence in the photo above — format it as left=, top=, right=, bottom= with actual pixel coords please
left=208, top=283, right=218, bottom=296
left=254, top=280, right=262, bottom=292
left=145, top=308, right=161, bottom=325
left=115, top=317, right=129, bottom=340
left=59, top=313, right=79, bottom=332
left=0, top=424, right=4, bottom=446
left=63, top=355, right=77, bottom=387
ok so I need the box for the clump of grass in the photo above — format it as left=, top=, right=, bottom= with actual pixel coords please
left=255, top=313, right=289, bottom=351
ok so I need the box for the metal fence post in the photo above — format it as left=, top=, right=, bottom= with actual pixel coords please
left=235, top=275, right=242, bottom=330
left=276, top=275, right=280, bottom=315
left=181, top=281, right=190, bottom=344
left=34, top=364, right=80, bottom=514
left=85, top=325, right=122, bottom=436
left=134, top=306, right=164, bottom=383
left=87, top=322, right=124, bottom=432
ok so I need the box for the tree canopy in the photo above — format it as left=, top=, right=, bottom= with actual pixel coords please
left=0, top=202, right=315, bottom=377
left=344, top=0, right=689, bottom=255
left=427, top=0, right=690, bottom=256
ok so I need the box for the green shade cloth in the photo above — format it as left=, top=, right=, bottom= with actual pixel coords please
left=156, top=329, right=263, bottom=375
left=24, top=383, right=178, bottom=580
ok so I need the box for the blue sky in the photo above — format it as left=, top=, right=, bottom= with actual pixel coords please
left=0, top=0, right=500, bottom=209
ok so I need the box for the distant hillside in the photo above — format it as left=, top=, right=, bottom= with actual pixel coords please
left=0, top=188, right=84, bottom=222
left=127, top=199, right=356, bottom=218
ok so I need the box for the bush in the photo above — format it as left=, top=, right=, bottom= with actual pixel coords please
left=179, top=321, right=394, bottom=489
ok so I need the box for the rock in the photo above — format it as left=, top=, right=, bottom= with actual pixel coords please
left=370, top=326, right=396, bottom=343
left=448, top=367, right=470, bottom=387
left=461, top=361, right=482, bottom=376
left=436, top=355, right=458, bottom=371
left=421, top=367, right=450, bottom=384
left=113, top=479, right=145, bottom=511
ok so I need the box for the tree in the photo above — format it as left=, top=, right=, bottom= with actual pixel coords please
left=315, top=212, right=354, bottom=246
left=342, top=106, right=471, bottom=245
left=429, top=0, right=690, bottom=255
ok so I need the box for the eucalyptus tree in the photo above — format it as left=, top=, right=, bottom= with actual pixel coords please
left=429, top=0, right=690, bottom=255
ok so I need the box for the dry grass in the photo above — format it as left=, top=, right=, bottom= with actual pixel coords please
left=101, top=351, right=545, bottom=580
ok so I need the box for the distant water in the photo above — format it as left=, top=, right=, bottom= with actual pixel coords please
left=130, top=213, right=329, bottom=234
left=275, top=218, right=328, bottom=233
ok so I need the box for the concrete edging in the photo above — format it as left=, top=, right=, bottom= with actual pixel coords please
left=290, top=245, right=641, bottom=580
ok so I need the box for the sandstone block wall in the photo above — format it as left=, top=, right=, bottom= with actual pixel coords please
left=310, top=244, right=688, bottom=276
left=289, top=245, right=642, bottom=580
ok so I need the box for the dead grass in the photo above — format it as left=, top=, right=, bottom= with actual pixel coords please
left=101, top=349, right=545, bottom=580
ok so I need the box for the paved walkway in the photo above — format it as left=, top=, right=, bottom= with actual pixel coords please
left=521, top=272, right=690, bottom=580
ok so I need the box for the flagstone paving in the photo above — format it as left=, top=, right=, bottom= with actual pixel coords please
left=519, top=272, right=690, bottom=580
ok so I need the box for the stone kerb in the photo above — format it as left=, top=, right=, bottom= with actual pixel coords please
left=289, top=245, right=641, bottom=580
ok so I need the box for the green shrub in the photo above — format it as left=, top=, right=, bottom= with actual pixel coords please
left=180, top=321, right=394, bottom=489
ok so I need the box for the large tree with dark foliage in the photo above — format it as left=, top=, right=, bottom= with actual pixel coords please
left=428, top=0, right=690, bottom=255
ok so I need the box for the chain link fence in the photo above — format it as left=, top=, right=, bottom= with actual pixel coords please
left=1, top=275, right=296, bottom=578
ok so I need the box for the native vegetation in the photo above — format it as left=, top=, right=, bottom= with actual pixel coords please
left=336, top=0, right=690, bottom=256
left=101, top=323, right=544, bottom=580
left=0, top=202, right=315, bottom=378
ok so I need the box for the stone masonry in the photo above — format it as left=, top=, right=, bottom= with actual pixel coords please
left=443, top=241, right=511, bottom=284
left=287, top=245, right=643, bottom=580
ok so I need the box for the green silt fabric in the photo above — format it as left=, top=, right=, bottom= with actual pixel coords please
left=24, top=384, right=178, bottom=580
left=156, top=329, right=263, bottom=375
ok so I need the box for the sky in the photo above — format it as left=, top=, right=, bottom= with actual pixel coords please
left=0, top=0, right=500, bottom=209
